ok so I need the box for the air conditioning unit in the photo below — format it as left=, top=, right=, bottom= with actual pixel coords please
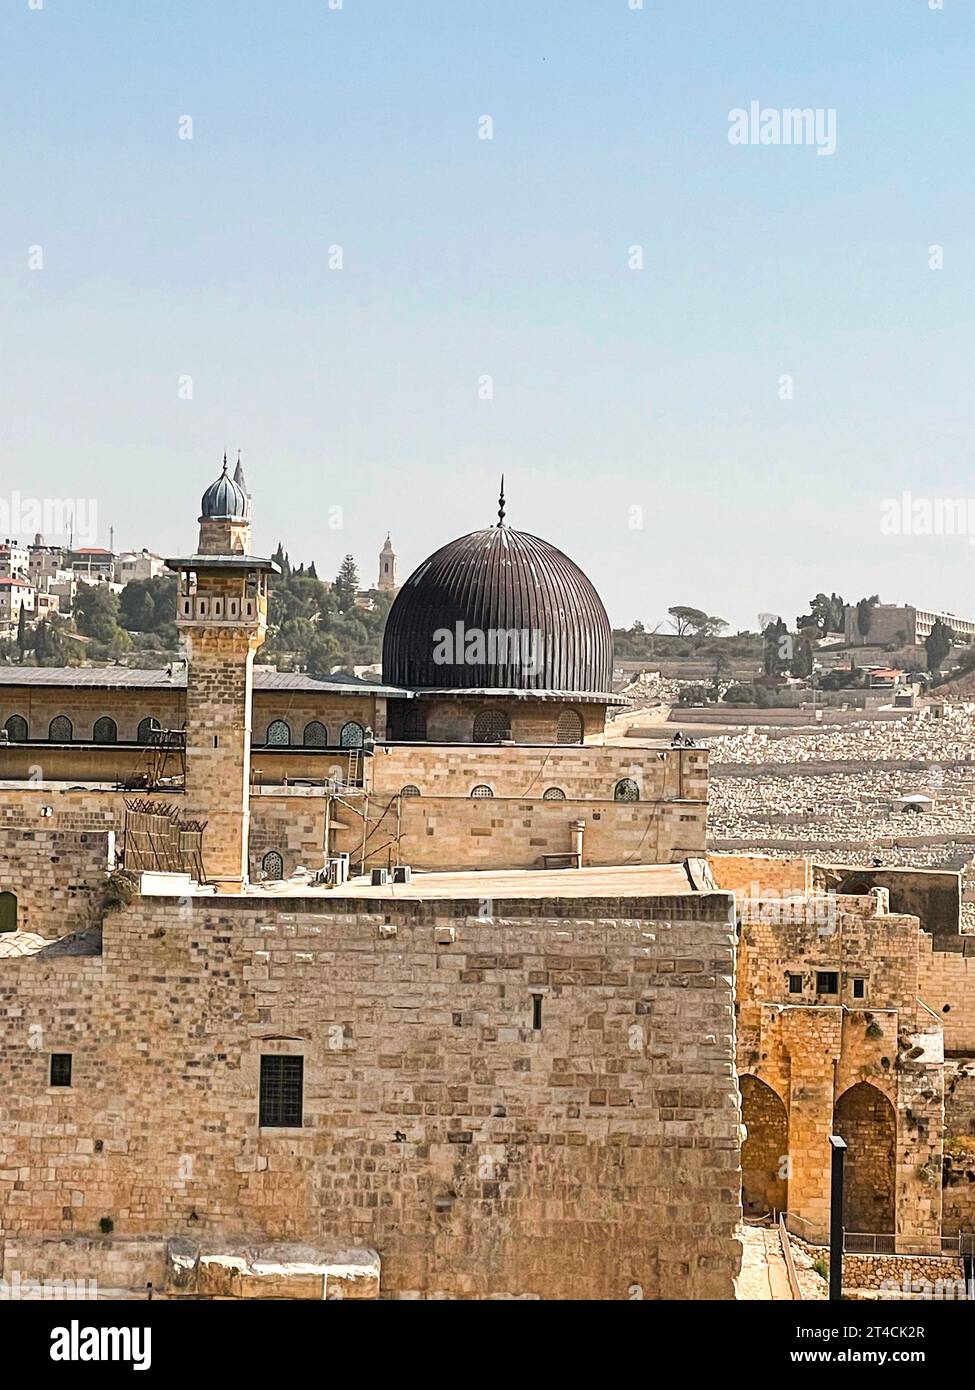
left=371, top=868, right=390, bottom=886
left=393, top=865, right=412, bottom=884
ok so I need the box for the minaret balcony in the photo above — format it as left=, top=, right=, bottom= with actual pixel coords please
left=178, top=594, right=262, bottom=625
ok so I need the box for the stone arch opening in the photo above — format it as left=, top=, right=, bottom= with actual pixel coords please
left=555, top=708, right=584, bottom=745
left=0, top=891, right=17, bottom=933
left=93, top=716, right=117, bottom=743
left=261, top=850, right=284, bottom=881
left=832, top=1082, right=896, bottom=1235
left=4, top=714, right=28, bottom=742
left=739, top=1074, right=789, bottom=1219
left=614, top=777, right=640, bottom=802
left=302, top=720, right=328, bottom=747
left=473, top=709, right=510, bottom=743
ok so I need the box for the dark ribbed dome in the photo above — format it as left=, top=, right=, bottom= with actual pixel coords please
left=382, top=525, right=613, bottom=694
left=201, top=460, right=248, bottom=520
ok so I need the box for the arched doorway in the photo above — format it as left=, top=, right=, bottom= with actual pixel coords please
left=739, top=1074, right=789, bottom=1218
left=833, top=1082, right=896, bottom=1235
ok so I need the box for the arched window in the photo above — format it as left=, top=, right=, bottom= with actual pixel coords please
left=137, top=717, right=160, bottom=743
left=266, top=719, right=291, bottom=746
left=340, top=721, right=364, bottom=748
left=4, top=715, right=28, bottom=742
left=473, top=709, right=510, bottom=743
left=400, top=784, right=421, bottom=798
left=614, top=778, right=640, bottom=802
left=92, top=716, right=117, bottom=744
left=543, top=787, right=566, bottom=801
left=261, top=850, right=284, bottom=881
left=48, top=715, right=73, bottom=742
left=303, top=720, right=328, bottom=747
left=556, top=708, right=584, bottom=745
left=470, top=785, right=494, bottom=799
left=0, top=891, right=16, bottom=933
left=401, top=705, right=427, bottom=740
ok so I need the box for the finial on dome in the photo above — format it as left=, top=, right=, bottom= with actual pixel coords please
left=222, top=449, right=228, bottom=472
left=498, top=475, right=506, bottom=528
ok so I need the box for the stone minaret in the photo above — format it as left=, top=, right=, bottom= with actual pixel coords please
left=378, top=533, right=397, bottom=593
left=166, top=453, right=277, bottom=893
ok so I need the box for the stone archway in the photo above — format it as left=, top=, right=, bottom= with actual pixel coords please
left=739, top=1074, right=789, bottom=1218
left=832, top=1082, right=896, bottom=1235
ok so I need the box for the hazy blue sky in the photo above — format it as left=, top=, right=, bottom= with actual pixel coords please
left=1, top=1, right=972, bottom=630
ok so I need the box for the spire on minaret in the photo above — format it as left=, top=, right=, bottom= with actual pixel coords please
left=233, top=450, right=247, bottom=491
left=497, top=474, right=506, bottom=528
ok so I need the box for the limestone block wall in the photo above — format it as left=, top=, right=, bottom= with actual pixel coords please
left=330, top=795, right=708, bottom=874
left=409, top=698, right=608, bottom=746
left=710, top=853, right=810, bottom=897
left=735, top=893, right=944, bottom=1248
left=0, top=889, right=742, bottom=1300
left=370, top=743, right=707, bottom=803
left=0, top=826, right=115, bottom=936
left=0, top=687, right=183, bottom=744
left=918, top=936, right=975, bottom=1052
left=251, top=694, right=378, bottom=747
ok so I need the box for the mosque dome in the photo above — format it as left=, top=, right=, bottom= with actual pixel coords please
left=201, top=456, right=248, bottom=520
left=382, top=497, right=613, bottom=696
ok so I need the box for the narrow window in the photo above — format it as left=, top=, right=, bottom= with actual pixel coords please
left=816, top=971, right=839, bottom=995
left=532, top=995, right=543, bottom=1030
left=788, top=973, right=803, bottom=994
left=50, top=1053, right=72, bottom=1087
left=259, top=1055, right=303, bottom=1127
left=852, top=977, right=866, bottom=999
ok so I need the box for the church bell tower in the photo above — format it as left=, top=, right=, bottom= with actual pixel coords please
left=166, top=452, right=278, bottom=892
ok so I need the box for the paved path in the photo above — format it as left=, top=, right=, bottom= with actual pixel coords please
left=738, top=1224, right=795, bottom=1300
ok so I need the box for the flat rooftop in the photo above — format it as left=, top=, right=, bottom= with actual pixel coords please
left=248, top=862, right=703, bottom=901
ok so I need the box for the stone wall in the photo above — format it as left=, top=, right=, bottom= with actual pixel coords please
left=370, top=742, right=706, bottom=803
left=735, top=886, right=944, bottom=1247
left=918, top=936, right=975, bottom=1053
left=406, top=698, right=608, bottom=746
left=333, top=795, right=708, bottom=874
left=710, top=853, right=810, bottom=897
left=0, top=825, right=115, bottom=936
left=0, top=886, right=742, bottom=1300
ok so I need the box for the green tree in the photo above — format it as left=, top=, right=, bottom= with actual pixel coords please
left=925, top=619, right=953, bottom=672
left=856, top=594, right=879, bottom=639
left=74, top=584, right=124, bottom=645
left=334, top=555, right=360, bottom=614
left=792, top=636, right=814, bottom=679
left=33, top=614, right=74, bottom=666
left=762, top=618, right=789, bottom=676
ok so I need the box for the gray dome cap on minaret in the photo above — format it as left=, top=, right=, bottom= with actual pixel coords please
left=201, top=453, right=248, bottom=519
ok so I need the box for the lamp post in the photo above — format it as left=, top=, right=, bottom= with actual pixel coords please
left=828, top=1134, right=847, bottom=1301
